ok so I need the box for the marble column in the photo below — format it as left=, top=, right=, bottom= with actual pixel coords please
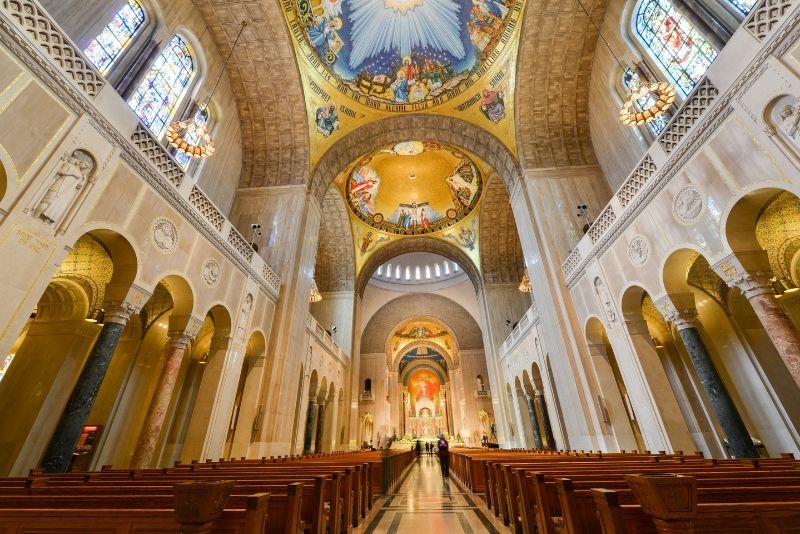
left=41, top=302, right=138, bottom=473
left=524, top=394, right=544, bottom=449
left=534, top=392, right=556, bottom=450
left=314, top=402, right=327, bottom=453
left=130, top=331, right=193, bottom=468
left=734, top=274, right=800, bottom=389
left=302, top=399, right=317, bottom=455
left=671, top=311, right=758, bottom=458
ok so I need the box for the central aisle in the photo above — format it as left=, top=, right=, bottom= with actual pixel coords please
left=356, top=454, right=507, bottom=534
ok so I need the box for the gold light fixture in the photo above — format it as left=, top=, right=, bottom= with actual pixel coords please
left=166, top=21, right=247, bottom=160
left=620, top=81, right=676, bottom=126
left=575, top=0, right=675, bottom=127
left=518, top=271, right=532, bottom=293
left=309, top=279, right=322, bottom=303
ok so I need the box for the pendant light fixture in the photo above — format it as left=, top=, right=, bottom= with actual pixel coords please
left=166, top=21, right=247, bottom=160
left=575, top=0, right=675, bottom=127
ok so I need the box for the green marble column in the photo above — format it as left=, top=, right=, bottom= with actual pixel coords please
left=314, top=401, right=327, bottom=453
left=524, top=394, right=544, bottom=449
left=41, top=303, right=136, bottom=472
left=674, top=317, right=758, bottom=458
left=534, top=392, right=556, bottom=450
left=302, top=399, right=318, bottom=455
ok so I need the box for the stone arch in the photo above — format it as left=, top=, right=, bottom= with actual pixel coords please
left=390, top=339, right=456, bottom=373
left=0, top=147, right=7, bottom=206
left=724, top=187, right=800, bottom=281
left=309, top=114, right=522, bottom=204
left=521, top=370, right=535, bottom=396
left=661, top=246, right=710, bottom=297
left=357, top=237, right=481, bottom=297
left=308, top=370, right=319, bottom=400
left=399, top=357, right=449, bottom=386
left=384, top=315, right=460, bottom=367
left=80, top=228, right=139, bottom=303
left=315, top=187, right=355, bottom=292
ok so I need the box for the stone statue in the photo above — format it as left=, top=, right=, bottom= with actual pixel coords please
left=779, top=101, right=800, bottom=140
left=594, top=277, right=617, bottom=324
left=34, top=152, right=93, bottom=225
left=236, top=294, right=253, bottom=342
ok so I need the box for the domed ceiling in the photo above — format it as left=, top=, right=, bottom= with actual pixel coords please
left=345, top=141, right=482, bottom=235
left=282, top=0, right=525, bottom=166
left=336, top=141, right=487, bottom=276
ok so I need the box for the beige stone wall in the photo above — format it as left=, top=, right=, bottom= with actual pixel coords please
left=0, top=7, right=277, bottom=473
left=565, top=3, right=800, bottom=456
left=38, top=0, right=243, bottom=213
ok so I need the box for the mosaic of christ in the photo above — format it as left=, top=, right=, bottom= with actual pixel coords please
left=345, top=141, right=482, bottom=235
left=408, top=369, right=441, bottom=402
left=296, top=0, right=514, bottom=105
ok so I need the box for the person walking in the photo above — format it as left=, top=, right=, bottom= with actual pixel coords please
left=415, top=439, right=422, bottom=458
left=436, top=434, right=449, bottom=478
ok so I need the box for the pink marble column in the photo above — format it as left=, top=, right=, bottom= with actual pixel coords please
left=130, top=332, right=192, bottom=468
left=746, top=291, right=800, bottom=389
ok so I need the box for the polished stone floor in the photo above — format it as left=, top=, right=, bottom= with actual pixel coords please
left=355, top=455, right=508, bottom=534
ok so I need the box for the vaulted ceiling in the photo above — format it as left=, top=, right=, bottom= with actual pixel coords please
left=194, top=0, right=607, bottom=189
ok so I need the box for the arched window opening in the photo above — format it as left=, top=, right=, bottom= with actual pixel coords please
left=174, top=106, right=210, bottom=169
left=84, top=0, right=146, bottom=74
left=435, top=264, right=441, bottom=277
left=395, top=265, right=401, bottom=279
left=622, top=67, right=670, bottom=136
left=377, top=265, right=383, bottom=276
left=128, top=35, right=195, bottom=136
left=634, top=0, right=718, bottom=95
left=415, top=266, right=421, bottom=280
left=405, top=266, right=411, bottom=280
left=425, top=265, right=431, bottom=279
left=728, top=0, right=757, bottom=15
left=444, top=262, right=451, bottom=275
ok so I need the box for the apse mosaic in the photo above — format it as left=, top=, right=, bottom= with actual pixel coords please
left=294, top=0, right=519, bottom=110
left=345, top=141, right=482, bottom=236
left=391, top=320, right=453, bottom=357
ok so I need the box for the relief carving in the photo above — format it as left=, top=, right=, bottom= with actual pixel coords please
left=594, top=277, right=617, bottom=325
left=628, top=235, right=649, bottom=265
left=672, top=185, right=705, bottom=224
left=152, top=218, right=178, bottom=253
left=33, top=150, right=96, bottom=226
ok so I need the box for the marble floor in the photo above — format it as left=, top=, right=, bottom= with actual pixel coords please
left=355, top=455, right=509, bottom=534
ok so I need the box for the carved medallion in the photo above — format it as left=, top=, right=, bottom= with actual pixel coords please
left=151, top=218, right=178, bottom=253
left=672, top=185, right=705, bottom=225
left=628, top=236, right=649, bottom=265
left=202, top=258, right=221, bottom=287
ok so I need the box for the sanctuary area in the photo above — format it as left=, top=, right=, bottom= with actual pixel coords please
left=0, top=0, right=799, bottom=532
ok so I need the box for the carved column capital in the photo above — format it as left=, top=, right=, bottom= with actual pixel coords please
left=103, top=300, right=140, bottom=325
left=729, top=271, right=774, bottom=299
left=166, top=331, right=194, bottom=350
left=654, top=296, right=698, bottom=331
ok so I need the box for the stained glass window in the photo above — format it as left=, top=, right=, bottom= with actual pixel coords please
left=635, top=0, right=718, bottom=94
left=174, top=106, right=210, bottom=169
left=728, top=0, right=757, bottom=15
left=623, top=68, right=670, bottom=135
left=84, top=0, right=146, bottom=73
left=128, top=35, right=194, bottom=136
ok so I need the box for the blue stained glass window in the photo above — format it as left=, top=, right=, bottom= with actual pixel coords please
left=728, top=0, right=757, bottom=15
left=635, top=0, right=718, bottom=94
left=84, top=0, right=145, bottom=73
left=128, top=35, right=194, bottom=136
left=623, top=68, right=669, bottom=135
left=174, top=106, right=210, bottom=169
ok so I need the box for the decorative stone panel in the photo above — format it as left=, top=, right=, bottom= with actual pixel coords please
left=658, top=79, right=719, bottom=155
left=745, top=0, right=793, bottom=41
left=2, top=0, right=105, bottom=97
left=262, top=264, right=281, bottom=294
left=131, top=125, right=185, bottom=188
left=563, top=247, right=582, bottom=279
left=227, top=227, right=254, bottom=261
left=617, top=155, right=657, bottom=208
left=189, top=186, right=224, bottom=231
left=588, top=206, right=616, bottom=244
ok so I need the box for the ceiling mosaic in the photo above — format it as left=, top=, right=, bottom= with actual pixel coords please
left=390, top=318, right=454, bottom=357
left=336, top=141, right=487, bottom=276
left=282, top=0, right=525, bottom=166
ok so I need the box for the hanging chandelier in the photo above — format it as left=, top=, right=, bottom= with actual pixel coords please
left=166, top=21, right=247, bottom=160
left=575, top=0, right=675, bottom=127
left=309, top=279, right=322, bottom=303
left=620, top=80, right=676, bottom=126
left=519, top=271, right=532, bottom=293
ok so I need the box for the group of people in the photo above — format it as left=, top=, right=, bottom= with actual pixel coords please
left=414, top=435, right=450, bottom=478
